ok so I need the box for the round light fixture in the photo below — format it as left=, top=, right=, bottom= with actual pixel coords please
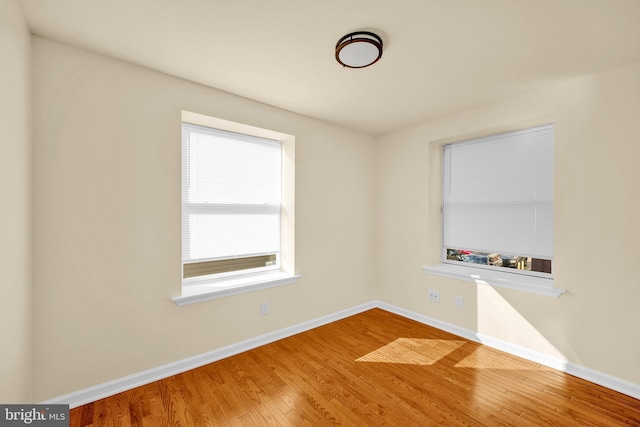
left=335, top=31, right=383, bottom=68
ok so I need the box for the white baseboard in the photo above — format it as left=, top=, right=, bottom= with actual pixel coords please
left=40, top=301, right=376, bottom=408
left=376, top=301, right=640, bottom=400
left=42, top=300, right=640, bottom=407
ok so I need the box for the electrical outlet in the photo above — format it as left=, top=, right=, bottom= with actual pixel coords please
left=455, top=295, right=464, bottom=309
left=428, top=289, right=440, bottom=303
left=261, top=301, right=269, bottom=316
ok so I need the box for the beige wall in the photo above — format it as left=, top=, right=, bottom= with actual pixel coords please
left=32, top=38, right=375, bottom=401
left=0, top=0, right=32, bottom=403
left=375, top=60, right=640, bottom=384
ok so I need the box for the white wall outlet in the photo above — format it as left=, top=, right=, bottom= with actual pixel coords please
left=261, top=301, right=269, bottom=316
left=428, top=289, right=440, bottom=303
left=455, top=295, right=464, bottom=309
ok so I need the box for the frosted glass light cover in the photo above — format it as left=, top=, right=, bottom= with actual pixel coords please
left=338, top=42, right=380, bottom=67
left=335, top=32, right=383, bottom=68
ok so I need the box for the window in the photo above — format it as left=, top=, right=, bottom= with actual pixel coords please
left=173, top=113, right=298, bottom=306
left=424, top=124, right=563, bottom=297
left=181, top=122, right=282, bottom=281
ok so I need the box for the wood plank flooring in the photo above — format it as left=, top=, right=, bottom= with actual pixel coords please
left=70, top=309, right=640, bottom=426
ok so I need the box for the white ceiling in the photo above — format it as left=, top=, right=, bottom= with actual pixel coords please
left=17, top=0, right=640, bottom=135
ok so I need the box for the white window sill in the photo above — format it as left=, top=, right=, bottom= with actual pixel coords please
left=172, top=271, right=301, bottom=306
left=422, top=263, right=565, bottom=297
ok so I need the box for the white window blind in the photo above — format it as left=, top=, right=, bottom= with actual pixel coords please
left=182, top=123, right=281, bottom=267
left=443, top=124, right=553, bottom=259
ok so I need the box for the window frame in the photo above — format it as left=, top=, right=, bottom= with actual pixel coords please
left=173, top=111, right=299, bottom=306
left=181, top=122, right=282, bottom=284
left=423, top=121, right=565, bottom=297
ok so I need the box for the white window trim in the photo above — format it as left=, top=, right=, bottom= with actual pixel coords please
left=173, top=111, right=298, bottom=306
left=173, top=271, right=301, bottom=306
left=422, top=263, right=565, bottom=297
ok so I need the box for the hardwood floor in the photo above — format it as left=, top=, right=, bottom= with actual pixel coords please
left=70, top=309, right=640, bottom=426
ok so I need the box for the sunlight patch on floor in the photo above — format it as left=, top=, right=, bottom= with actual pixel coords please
left=454, top=345, right=550, bottom=370
left=355, top=338, right=466, bottom=365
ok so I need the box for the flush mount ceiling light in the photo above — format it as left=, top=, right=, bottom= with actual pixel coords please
left=335, top=31, right=383, bottom=68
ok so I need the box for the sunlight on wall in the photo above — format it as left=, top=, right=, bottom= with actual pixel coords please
left=476, top=285, right=567, bottom=361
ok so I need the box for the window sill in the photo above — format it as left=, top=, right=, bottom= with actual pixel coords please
left=422, top=263, right=565, bottom=297
left=172, top=271, right=301, bottom=306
